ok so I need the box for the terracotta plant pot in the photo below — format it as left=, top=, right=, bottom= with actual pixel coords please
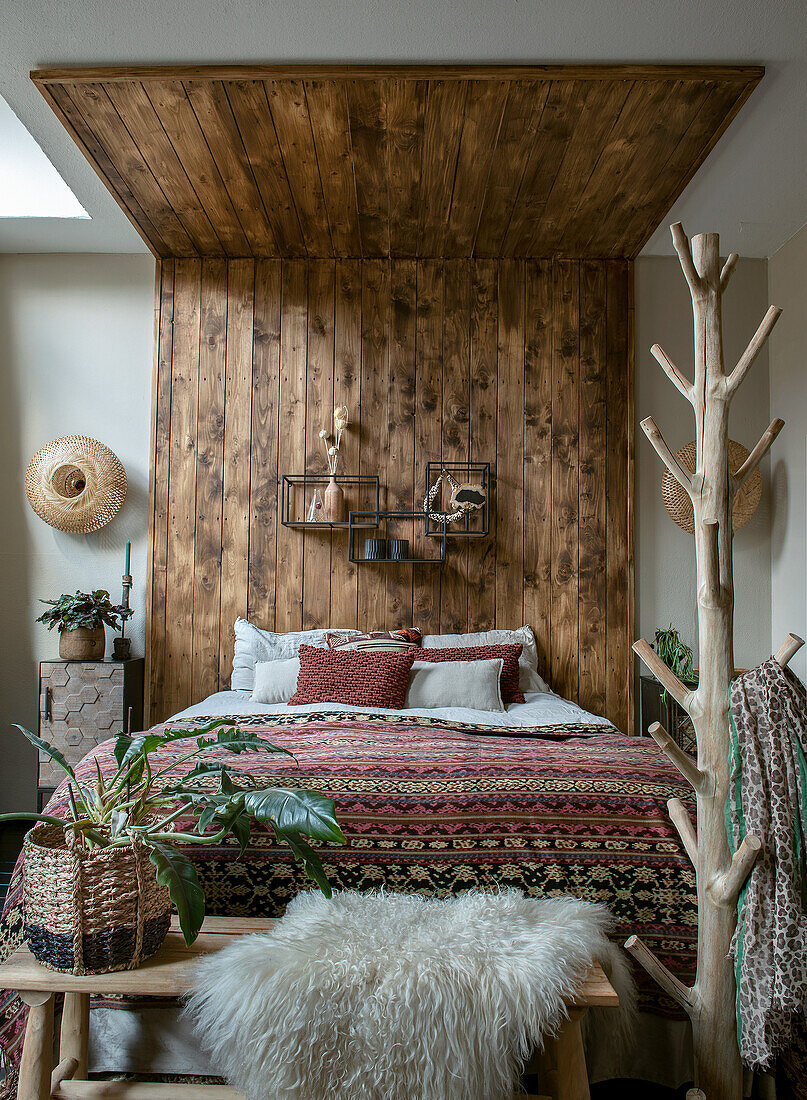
left=324, top=476, right=345, bottom=523
left=59, top=625, right=105, bottom=660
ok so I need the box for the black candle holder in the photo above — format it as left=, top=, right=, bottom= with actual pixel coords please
left=364, top=538, right=387, bottom=561
left=389, top=539, right=409, bottom=561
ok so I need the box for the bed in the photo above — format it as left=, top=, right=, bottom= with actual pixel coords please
left=0, top=679, right=698, bottom=1091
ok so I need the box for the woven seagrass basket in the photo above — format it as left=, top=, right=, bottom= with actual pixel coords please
left=23, top=823, right=171, bottom=974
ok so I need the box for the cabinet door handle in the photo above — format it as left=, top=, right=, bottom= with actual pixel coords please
left=40, top=686, right=51, bottom=723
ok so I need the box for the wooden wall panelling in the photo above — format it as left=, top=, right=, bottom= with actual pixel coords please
left=386, top=260, right=417, bottom=626
left=329, top=260, right=362, bottom=626
left=549, top=261, right=580, bottom=702
left=191, top=258, right=227, bottom=702
left=445, top=80, right=508, bottom=258
left=302, top=261, right=336, bottom=630
left=183, top=80, right=279, bottom=253
left=494, top=261, right=525, bottom=630
left=605, top=261, right=631, bottom=733
left=357, top=260, right=390, bottom=629
left=386, top=79, right=427, bottom=257
left=266, top=81, right=332, bottom=257
left=304, top=80, right=362, bottom=257
left=102, top=81, right=222, bottom=255
left=224, top=80, right=306, bottom=258
left=467, top=260, right=498, bottom=632
left=146, top=81, right=250, bottom=256
left=523, top=260, right=553, bottom=678
left=248, top=260, right=282, bottom=630
left=218, top=260, right=254, bottom=683
left=577, top=261, right=608, bottom=715
left=413, top=261, right=443, bottom=634
left=164, top=259, right=201, bottom=714
left=347, top=81, right=390, bottom=257
left=275, top=261, right=308, bottom=631
left=37, top=66, right=762, bottom=259
left=147, top=257, right=633, bottom=732
left=440, top=260, right=471, bottom=633
left=146, top=260, right=173, bottom=722
left=66, top=83, right=196, bottom=257
left=417, top=81, right=468, bottom=258
left=501, top=81, right=590, bottom=258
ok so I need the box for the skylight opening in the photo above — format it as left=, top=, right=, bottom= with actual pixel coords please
left=0, top=96, right=89, bottom=219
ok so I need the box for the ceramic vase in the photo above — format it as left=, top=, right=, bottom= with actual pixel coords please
left=324, top=476, right=345, bottom=523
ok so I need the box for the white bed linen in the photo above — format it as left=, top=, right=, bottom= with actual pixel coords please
left=168, top=689, right=611, bottom=727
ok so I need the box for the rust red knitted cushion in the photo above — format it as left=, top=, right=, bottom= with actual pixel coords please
left=416, top=644, right=525, bottom=704
left=289, top=645, right=417, bottom=708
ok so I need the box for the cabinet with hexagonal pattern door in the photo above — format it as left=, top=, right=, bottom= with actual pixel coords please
left=37, top=659, right=144, bottom=808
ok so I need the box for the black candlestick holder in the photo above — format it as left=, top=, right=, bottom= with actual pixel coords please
left=113, top=572, right=134, bottom=661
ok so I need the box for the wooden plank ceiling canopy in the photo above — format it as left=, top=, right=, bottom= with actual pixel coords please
left=32, top=64, right=762, bottom=259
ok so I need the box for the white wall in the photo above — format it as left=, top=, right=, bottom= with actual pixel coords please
left=635, top=256, right=773, bottom=683
left=768, top=224, right=807, bottom=682
left=0, top=254, right=155, bottom=810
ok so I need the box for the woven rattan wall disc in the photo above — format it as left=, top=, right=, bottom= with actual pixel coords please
left=662, top=439, right=761, bottom=534
left=26, top=436, right=127, bottom=533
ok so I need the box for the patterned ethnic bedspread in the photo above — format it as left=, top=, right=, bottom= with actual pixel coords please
left=0, top=711, right=697, bottom=1091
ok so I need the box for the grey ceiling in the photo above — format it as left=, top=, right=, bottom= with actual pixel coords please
left=2, top=0, right=806, bottom=257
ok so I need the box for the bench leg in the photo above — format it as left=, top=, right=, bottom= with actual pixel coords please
left=554, top=1009, right=590, bottom=1100
left=60, top=992, right=90, bottom=1078
left=18, top=991, right=54, bottom=1100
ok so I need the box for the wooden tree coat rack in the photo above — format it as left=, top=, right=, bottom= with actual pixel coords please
left=626, top=222, right=805, bottom=1100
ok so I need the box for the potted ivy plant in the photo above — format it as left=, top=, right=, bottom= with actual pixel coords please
left=652, top=624, right=697, bottom=702
left=36, top=589, right=128, bottom=660
left=0, top=720, right=344, bottom=974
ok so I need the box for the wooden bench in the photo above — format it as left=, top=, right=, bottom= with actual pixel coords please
left=0, top=915, right=618, bottom=1100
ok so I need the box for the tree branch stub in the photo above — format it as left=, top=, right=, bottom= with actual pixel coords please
left=640, top=416, right=693, bottom=493
left=633, top=640, right=694, bottom=711
left=650, top=343, right=694, bottom=403
left=726, top=305, right=783, bottom=395
left=732, top=418, right=785, bottom=491
left=670, top=222, right=703, bottom=298
left=708, top=834, right=762, bottom=908
left=719, top=253, right=739, bottom=292
left=648, top=722, right=707, bottom=793
left=668, top=796, right=698, bottom=866
left=624, top=935, right=695, bottom=1011
left=774, top=633, right=805, bottom=669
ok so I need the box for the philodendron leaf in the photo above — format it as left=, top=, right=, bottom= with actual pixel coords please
left=113, top=735, right=132, bottom=769
left=280, top=829, right=332, bottom=897
left=145, top=840, right=205, bottom=946
left=230, top=812, right=251, bottom=856
left=242, top=787, right=346, bottom=845
left=13, top=725, right=78, bottom=784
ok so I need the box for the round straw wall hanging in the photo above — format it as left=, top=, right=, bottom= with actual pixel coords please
left=25, top=436, right=127, bottom=533
left=662, top=439, right=761, bottom=534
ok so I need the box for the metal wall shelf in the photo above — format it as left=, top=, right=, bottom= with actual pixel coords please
left=348, top=510, right=447, bottom=565
left=424, top=462, right=491, bottom=537
left=281, top=474, right=380, bottom=529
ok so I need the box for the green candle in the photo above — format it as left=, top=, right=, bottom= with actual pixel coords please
left=125, top=540, right=131, bottom=575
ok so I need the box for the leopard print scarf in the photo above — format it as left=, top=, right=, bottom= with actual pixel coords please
left=728, top=657, right=807, bottom=1070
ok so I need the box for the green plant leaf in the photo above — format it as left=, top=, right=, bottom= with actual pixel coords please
left=242, top=787, right=346, bottom=844
left=179, top=761, right=259, bottom=784
left=279, top=829, right=332, bottom=897
left=110, top=810, right=129, bottom=838
left=145, top=840, right=205, bottom=946
left=13, top=725, right=78, bottom=784
left=230, top=811, right=251, bottom=856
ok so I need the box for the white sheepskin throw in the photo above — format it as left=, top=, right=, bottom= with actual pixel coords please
left=185, top=888, right=635, bottom=1100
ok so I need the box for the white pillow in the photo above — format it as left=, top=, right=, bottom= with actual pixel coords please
left=406, top=659, right=505, bottom=712
left=251, top=658, right=300, bottom=704
left=420, top=625, right=551, bottom=693
left=231, top=619, right=360, bottom=692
